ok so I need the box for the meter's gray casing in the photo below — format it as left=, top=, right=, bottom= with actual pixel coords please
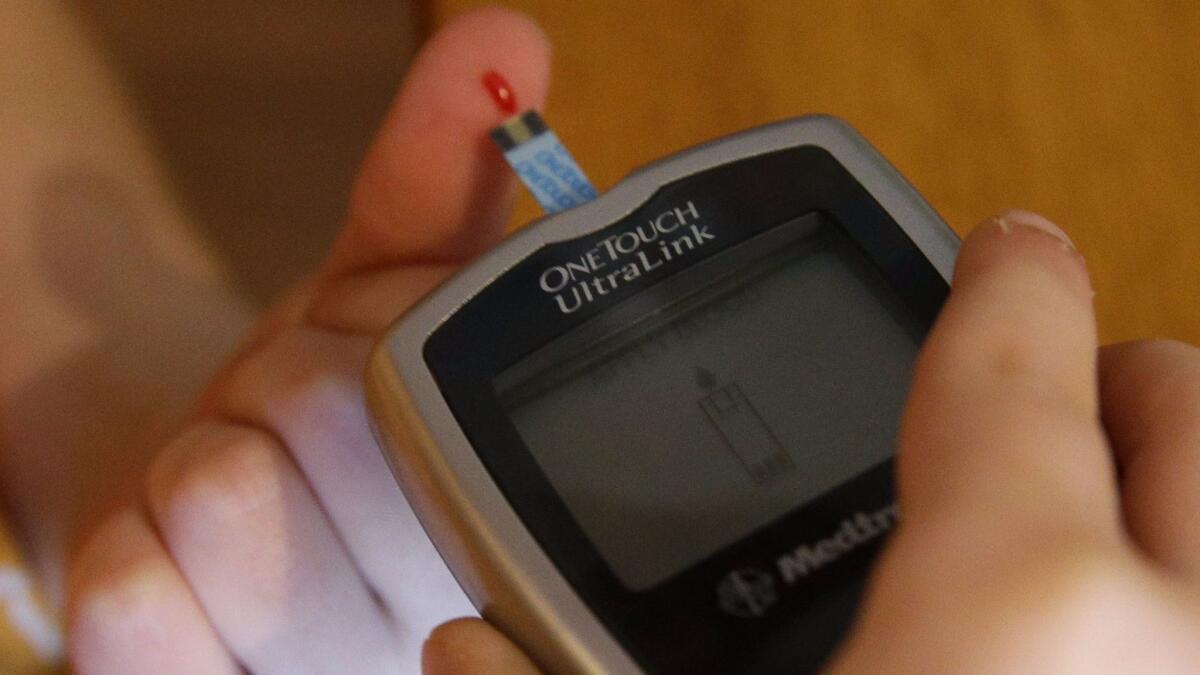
left=366, top=115, right=959, bottom=674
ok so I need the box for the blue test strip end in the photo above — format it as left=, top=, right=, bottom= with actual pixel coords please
left=490, top=110, right=598, bottom=214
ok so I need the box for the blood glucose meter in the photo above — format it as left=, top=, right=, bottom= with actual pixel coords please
left=366, top=115, right=959, bottom=674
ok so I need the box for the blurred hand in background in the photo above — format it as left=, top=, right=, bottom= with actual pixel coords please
left=59, top=7, right=547, bottom=674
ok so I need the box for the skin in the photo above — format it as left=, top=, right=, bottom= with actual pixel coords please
left=65, top=8, right=549, bottom=674
left=59, top=7, right=1200, bottom=675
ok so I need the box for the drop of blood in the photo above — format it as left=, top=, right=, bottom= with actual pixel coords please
left=482, top=70, right=518, bottom=115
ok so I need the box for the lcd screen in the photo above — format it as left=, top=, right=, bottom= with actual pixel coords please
left=497, top=215, right=922, bottom=591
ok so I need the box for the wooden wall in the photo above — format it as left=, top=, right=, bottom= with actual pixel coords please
left=430, top=1, right=1200, bottom=344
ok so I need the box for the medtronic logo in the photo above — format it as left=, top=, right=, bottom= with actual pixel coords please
left=776, top=506, right=898, bottom=584
left=716, top=568, right=777, bottom=618
left=715, top=505, right=899, bottom=618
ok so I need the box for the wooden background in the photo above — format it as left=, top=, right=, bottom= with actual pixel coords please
left=75, top=0, right=417, bottom=302
left=429, top=1, right=1200, bottom=345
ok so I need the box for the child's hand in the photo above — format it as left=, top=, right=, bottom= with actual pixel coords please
left=66, top=9, right=551, bottom=673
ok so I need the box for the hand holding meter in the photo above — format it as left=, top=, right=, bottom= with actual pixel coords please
left=366, top=116, right=958, bottom=674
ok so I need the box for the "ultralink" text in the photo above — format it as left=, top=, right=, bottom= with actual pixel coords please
left=538, top=201, right=714, bottom=314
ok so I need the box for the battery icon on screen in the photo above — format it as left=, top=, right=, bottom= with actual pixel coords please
left=698, top=380, right=793, bottom=485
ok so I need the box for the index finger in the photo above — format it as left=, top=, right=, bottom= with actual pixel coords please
left=896, top=210, right=1119, bottom=541
left=323, top=8, right=552, bottom=276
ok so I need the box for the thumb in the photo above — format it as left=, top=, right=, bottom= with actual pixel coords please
left=422, top=618, right=542, bottom=675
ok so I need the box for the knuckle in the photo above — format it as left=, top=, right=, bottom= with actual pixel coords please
left=920, top=314, right=1095, bottom=414
left=927, top=317, right=1047, bottom=379
left=307, top=265, right=453, bottom=335
left=147, top=420, right=287, bottom=530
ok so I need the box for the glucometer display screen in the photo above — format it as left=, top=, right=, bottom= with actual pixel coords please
left=496, top=214, right=922, bottom=591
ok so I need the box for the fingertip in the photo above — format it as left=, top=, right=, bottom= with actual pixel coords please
left=420, top=618, right=470, bottom=675
left=430, top=8, right=553, bottom=103
left=954, top=209, right=1092, bottom=301
left=422, top=618, right=540, bottom=675
left=69, top=510, right=166, bottom=642
left=68, top=509, right=237, bottom=675
left=331, top=9, right=553, bottom=274
left=406, top=7, right=552, bottom=121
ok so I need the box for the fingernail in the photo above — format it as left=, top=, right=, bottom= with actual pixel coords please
left=989, top=209, right=1092, bottom=298
left=993, top=209, right=1076, bottom=251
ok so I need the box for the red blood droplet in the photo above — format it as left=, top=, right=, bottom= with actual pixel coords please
left=481, top=70, right=518, bottom=115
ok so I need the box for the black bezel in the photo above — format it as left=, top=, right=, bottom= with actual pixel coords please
left=424, top=146, right=948, bottom=673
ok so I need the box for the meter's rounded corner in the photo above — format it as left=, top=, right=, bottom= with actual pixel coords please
left=363, top=345, right=619, bottom=675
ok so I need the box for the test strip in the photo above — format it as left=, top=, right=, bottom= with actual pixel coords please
left=490, top=110, right=598, bottom=214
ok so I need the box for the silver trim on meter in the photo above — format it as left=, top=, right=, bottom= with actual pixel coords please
left=366, top=115, right=959, bottom=674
